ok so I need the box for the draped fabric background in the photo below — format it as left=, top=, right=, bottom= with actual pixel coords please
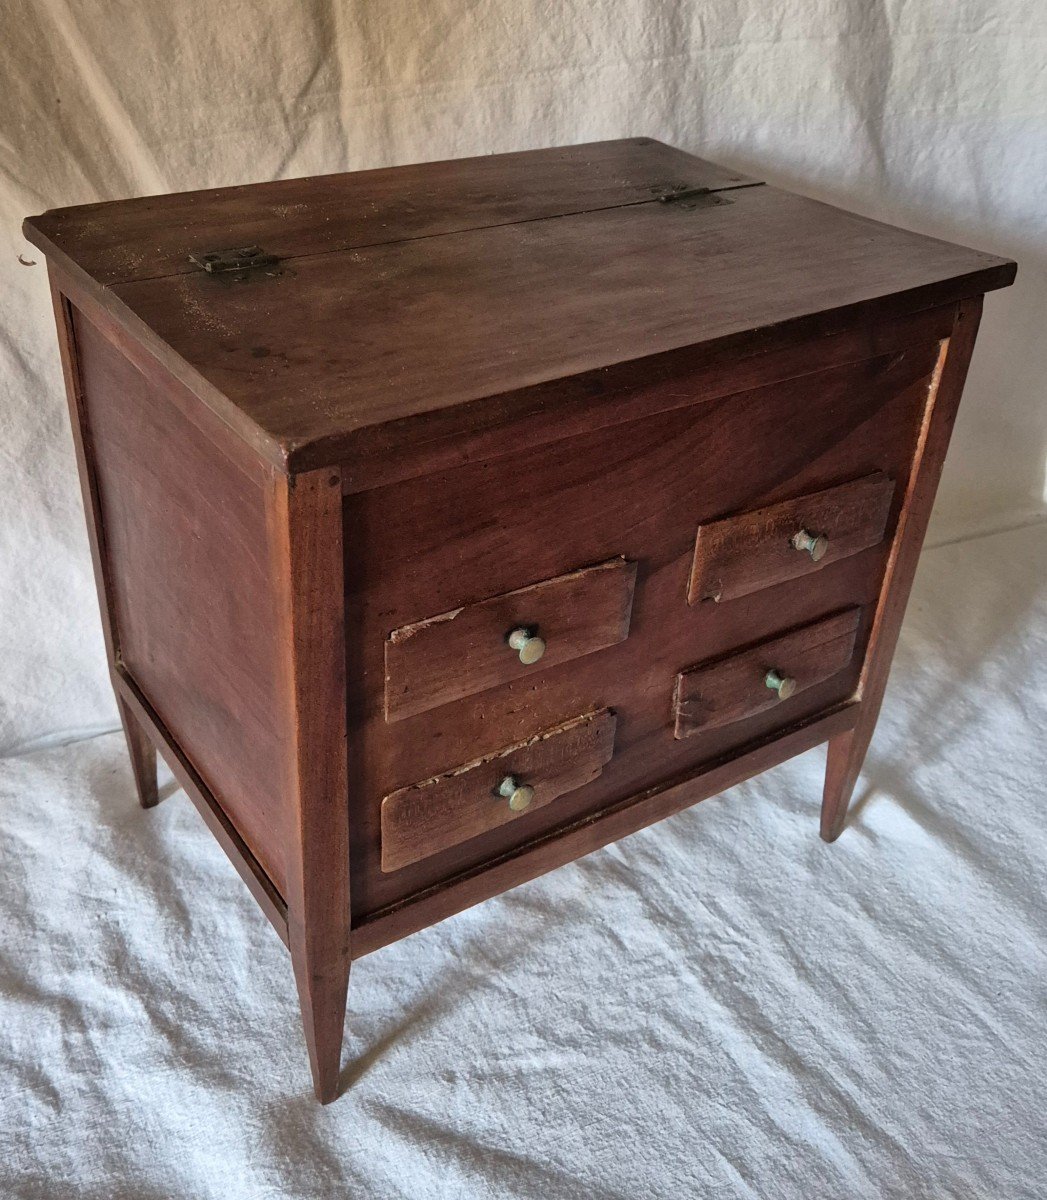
left=0, top=0, right=1044, bottom=752
left=2, top=6, right=1046, bottom=1196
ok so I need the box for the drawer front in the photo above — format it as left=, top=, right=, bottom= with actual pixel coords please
left=385, top=558, right=636, bottom=721
left=381, top=709, right=617, bottom=871
left=688, top=473, right=896, bottom=604
left=674, top=608, right=862, bottom=738
left=346, top=328, right=945, bottom=916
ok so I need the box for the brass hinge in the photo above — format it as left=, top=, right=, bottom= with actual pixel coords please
left=188, top=245, right=281, bottom=276
left=654, top=184, right=731, bottom=210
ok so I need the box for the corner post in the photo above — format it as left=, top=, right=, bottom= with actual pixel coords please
left=47, top=267, right=160, bottom=808
left=822, top=297, right=983, bottom=841
left=270, top=467, right=351, bottom=1103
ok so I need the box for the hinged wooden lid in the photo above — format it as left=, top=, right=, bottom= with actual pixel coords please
left=24, top=138, right=1015, bottom=475
left=27, top=139, right=754, bottom=286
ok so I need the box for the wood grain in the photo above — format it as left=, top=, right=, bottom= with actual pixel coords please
left=346, top=332, right=944, bottom=918
left=25, top=144, right=1012, bottom=475
left=381, top=709, right=616, bottom=873
left=384, top=558, right=636, bottom=721
left=41, top=257, right=963, bottom=494
left=335, top=305, right=958, bottom=495
left=674, top=608, right=862, bottom=738
left=50, top=268, right=165, bottom=814
left=29, top=141, right=1014, bottom=1101
left=821, top=298, right=984, bottom=841
left=100, top=183, right=1013, bottom=474
left=48, top=263, right=289, bottom=941
left=113, top=668, right=289, bottom=945
left=688, top=473, right=896, bottom=603
left=25, top=139, right=754, bottom=286
left=47, top=272, right=121, bottom=667
left=354, top=702, right=861, bottom=957
left=116, top=693, right=159, bottom=809
left=71, top=306, right=292, bottom=893
left=269, top=468, right=351, bottom=1104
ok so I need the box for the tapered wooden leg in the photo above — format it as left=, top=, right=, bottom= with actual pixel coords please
left=290, top=922, right=351, bottom=1103
left=271, top=467, right=352, bottom=1103
left=52, top=275, right=164, bottom=813
left=117, top=693, right=160, bottom=809
left=820, top=298, right=982, bottom=843
left=821, top=727, right=869, bottom=841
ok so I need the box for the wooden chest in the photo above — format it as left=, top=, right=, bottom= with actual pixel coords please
left=23, top=139, right=1016, bottom=1102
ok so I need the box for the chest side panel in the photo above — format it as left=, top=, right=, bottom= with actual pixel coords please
left=344, top=329, right=944, bottom=918
left=71, top=310, right=291, bottom=895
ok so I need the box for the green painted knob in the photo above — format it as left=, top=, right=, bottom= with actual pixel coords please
left=498, top=776, right=535, bottom=812
left=792, top=528, right=829, bottom=562
left=765, top=669, right=797, bottom=700
left=508, top=627, right=546, bottom=665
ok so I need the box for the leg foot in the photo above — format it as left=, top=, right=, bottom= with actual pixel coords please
left=117, top=694, right=159, bottom=809
left=818, top=301, right=984, bottom=842
left=821, top=725, right=875, bottom=842
left=291, top=924, right=350, bottom=1103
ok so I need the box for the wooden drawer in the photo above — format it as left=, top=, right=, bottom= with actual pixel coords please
left=384, top=558, right=636, bottom=721
left=674, top=608, right=862, bottom=738
left=348, top=335, right=945, bottom=916
left=688, top=474, right=896, bottom=604
left=381, top=709, right=617, bottom=871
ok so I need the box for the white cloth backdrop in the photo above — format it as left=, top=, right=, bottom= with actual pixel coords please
left=1, top=5, right=1047, bottom=1197
left=1, top=0, right=1045, bottom=751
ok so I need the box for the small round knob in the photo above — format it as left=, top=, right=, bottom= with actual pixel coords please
left=507, top=627, right=546, bottom=665
left=792, top=529, right=829, bottom=562
left=498, top=776, right=535, bottom=811
left=765, top=669, right=797, bottom=700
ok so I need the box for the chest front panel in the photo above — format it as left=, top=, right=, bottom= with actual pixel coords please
left=344, top=334, right=943, bottom=918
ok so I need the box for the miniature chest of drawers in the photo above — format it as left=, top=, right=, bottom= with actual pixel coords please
left=24, top=139, right=1015, bottom=1102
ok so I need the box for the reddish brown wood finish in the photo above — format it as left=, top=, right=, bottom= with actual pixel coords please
left=688, top=473, right=896, bottom=604
left=342, top=304, right=960, bottom=495
left=70, top=308, right=292, bottom=893
left=32, top=210, right=980, bottom=495
left=24, top=143, right=1013, bottom=474
left=50, top=262, right=291, bottom=942
left=113, top=668, right=289, bottom=944
left=355, top=701, right=862, bottom=956
left=821, top=299, right=983, bottom=841
left=27, top=139, right=754, bottom=287
left=269, top=469, right=351, bottom=1104
left=27, top=141, right=1014, bottom=1102
left=47, top=272, right=119, bottom=665
left=384, top=558, right=636, bottom=721
left=104, top=185, right=1014, bottom=476
left=674, top=609, right=862, bottom=738
left=116, top=694, right=159, bottom=809
left=381, top=709, right=617, bottom=873
left=345, top=338, right=942, bottom=917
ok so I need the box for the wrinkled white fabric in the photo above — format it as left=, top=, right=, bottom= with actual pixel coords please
left=0, top=522, right=1044, bottom=1198
left=1, top=5, right=1046, bottom=1192
left=1, top=1, right=1045, bottom=751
